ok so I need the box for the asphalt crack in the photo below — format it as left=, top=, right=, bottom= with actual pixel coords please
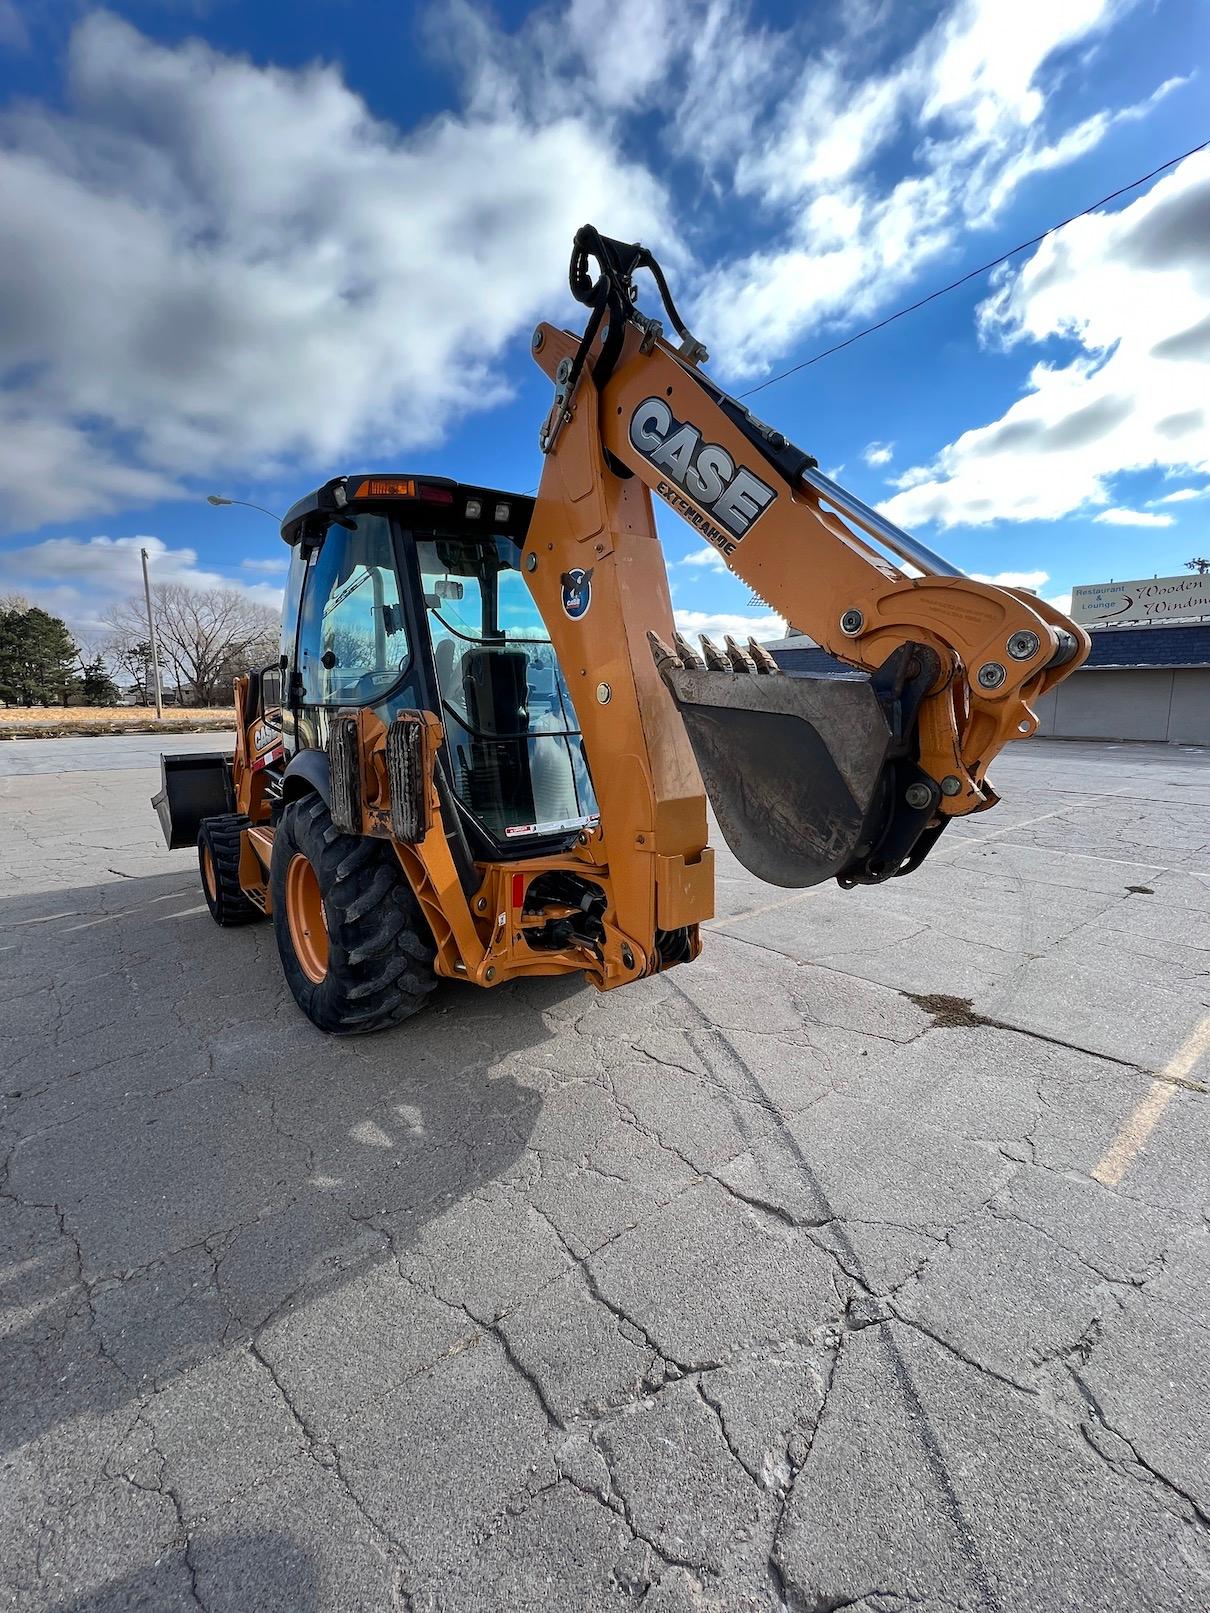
left=247, top=1337, right=416, bottom=1577
left=1067, top=1362, right=1210, bottom=1529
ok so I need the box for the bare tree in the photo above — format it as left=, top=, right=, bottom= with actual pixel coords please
left=1185, top=556, right=1209, bottom=575
left=100, top=635, right=154, bottom=702
left=105, top=583, right=280, bottom=707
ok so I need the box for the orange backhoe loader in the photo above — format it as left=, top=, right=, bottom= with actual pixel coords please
left=154, top=228, right=1089, bottom=1034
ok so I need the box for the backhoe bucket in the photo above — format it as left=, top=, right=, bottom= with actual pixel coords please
left=651, top=637, right=897, bottom=888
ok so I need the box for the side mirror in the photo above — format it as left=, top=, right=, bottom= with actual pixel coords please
left=260, top=665, right=283, bottom=711
left=256, top=663, right=284, bottom=734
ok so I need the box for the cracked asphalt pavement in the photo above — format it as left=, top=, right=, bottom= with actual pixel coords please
left=2, top=734, right=1208, bottom=1612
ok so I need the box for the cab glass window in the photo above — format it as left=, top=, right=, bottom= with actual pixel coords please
left=298, top=515, right=408, bottom=705
left=416, top=534, right=597, bottom=842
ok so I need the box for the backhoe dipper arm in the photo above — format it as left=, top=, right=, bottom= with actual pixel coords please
left=523, top=229, right=1088, bottom=914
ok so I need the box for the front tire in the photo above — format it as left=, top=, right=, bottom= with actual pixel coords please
left=270, top=794, right=437, bottom=1035
left=199, top=814, right=266, bottom=927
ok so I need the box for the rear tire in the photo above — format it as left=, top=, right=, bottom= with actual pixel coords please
left=199, top=814, right=266, bottom=927
left=270, top=794, right=437, bottom=1035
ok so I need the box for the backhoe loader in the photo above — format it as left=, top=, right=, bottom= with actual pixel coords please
left=154, top=228, right=1089, bottom=1034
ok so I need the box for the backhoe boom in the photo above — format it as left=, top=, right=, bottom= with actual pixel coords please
left=524, top=228, right=1089, bottom=900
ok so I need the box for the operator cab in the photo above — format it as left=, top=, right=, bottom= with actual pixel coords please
left=279, top=475, right=598, bottom=860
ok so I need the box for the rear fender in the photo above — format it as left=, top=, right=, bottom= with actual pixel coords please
left=281, top=747, right=331, bottom=807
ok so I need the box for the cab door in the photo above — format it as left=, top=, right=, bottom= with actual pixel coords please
left=292, top=513, right=412, bottom=748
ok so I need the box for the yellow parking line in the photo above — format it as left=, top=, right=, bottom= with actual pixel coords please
left=1092, top=1015, right=1210, bottom=1187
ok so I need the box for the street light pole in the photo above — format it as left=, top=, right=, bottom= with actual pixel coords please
left=140, top=547, right=164, bottom=720
left=206, top=495, right=283, bottom=523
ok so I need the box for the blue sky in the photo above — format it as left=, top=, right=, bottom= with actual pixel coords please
left=1, top=0, right=1208, bottom=645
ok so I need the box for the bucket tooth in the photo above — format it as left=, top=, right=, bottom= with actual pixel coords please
left=673, top=631, right=706, bottom=670
left=647, top=630, right=681, bottom=671
left=724, top=635, right=757, bottom=674
left=699, top=635, right=730, bottom=671
left=748, top=639, right=781, bottom=675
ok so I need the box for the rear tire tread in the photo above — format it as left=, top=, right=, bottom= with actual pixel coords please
left=271, top=795, right=437, bottom=1035
left=199, top=814, right=266, bottom=928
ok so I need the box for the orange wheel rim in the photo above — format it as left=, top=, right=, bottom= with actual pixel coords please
left=201, top=845, right=217, bottom=902
left=286, top=853, right=329, bottom=984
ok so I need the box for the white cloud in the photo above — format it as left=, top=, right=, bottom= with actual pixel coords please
left=1150, top=486, right=1210, bottom=505
left=0, top=534, right=283, bottom=638
left=863, top=442, right=894, bottom=467
left=688, top=0, right=1145, bottom=375
left=241, top=556, right=290, bottom=574
left=0, top=11, right=668, bottom=533
left=1045, top=591, right=1073, bottom=614
left=968, top=569, right=1050, bottom=589
left=978, top=76, right=1187, bottom=215
left=674, top=608, right=787, bottom=646
left=0, top=403, right=182, bottom=529
left=1093, top=508, right=1175, bottom=527
left=678, top=546, right=728, bottom=571
left=882, top=152, right=1210, bottom=529
left=0, top=0, right=1192, bottom=548
left=441, top=0, right=684, bottom=119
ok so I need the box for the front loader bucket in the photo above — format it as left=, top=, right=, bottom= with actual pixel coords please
left=648, top=634, right=941, bottom=889
left=152, top=751, right=234, bottom=849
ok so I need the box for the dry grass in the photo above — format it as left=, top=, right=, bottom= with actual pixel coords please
left=0, top=706, right=234, bottom=737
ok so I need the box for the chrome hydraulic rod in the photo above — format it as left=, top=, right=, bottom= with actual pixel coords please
left=800, top=466, right=964, bottom=579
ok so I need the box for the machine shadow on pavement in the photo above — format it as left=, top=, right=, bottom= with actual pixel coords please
left=1, top=866, right=583, bottom=1459
left=45, top=1530, right=321, bottom=1613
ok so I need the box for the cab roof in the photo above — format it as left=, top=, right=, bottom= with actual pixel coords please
left=280, top=475, right=535, bottom=546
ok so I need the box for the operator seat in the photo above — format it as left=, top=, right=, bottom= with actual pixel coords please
left=433, top=635, right=461, bottom=708
left=458, top=647, right=532, bottom=832
left=461, top=648, right=529, bottom=738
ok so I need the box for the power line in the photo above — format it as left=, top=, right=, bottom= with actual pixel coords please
left=737, top=136, right=1210, bottom=401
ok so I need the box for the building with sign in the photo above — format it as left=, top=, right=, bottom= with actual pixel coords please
left=1070, top=572, right=1210, bottom=627
left=769, top=572, right=1210, bottom=746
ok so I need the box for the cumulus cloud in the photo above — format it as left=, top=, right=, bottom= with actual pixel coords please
left=863, top=442, right=894, bottom=467
left=674, top=608, right=787, bottom=645
left=0, top=10, right=667, bottom=533
left=436, top=0, right=686, bottom=120
left=0, top=534, right=283, bottom=637
left=0, top=0, right=1192, bottom=548
left=0, top=404, right=183, bottom=529
left=882, top=152, right=1210, bottom=528
left=241, top=556, right=291, bottom=574
left=687, top=0, right=1161, bottom=374
left=678, top=546, right=728, bottom=571
left=1093, top=508, right=1175, bottom=527
left=968, top=569, right=1050, bottom=589
left=1150, top=486, right=1210, bottom=505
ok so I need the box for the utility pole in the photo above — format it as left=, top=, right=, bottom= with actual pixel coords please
left=140, top=548, right=164, bottom=720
